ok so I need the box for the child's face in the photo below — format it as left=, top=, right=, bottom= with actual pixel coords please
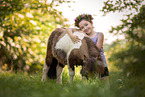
left=78, top=20, right=93, bottom=35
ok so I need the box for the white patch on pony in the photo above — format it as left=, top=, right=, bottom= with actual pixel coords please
left=55, top=31, right=85, bottom=54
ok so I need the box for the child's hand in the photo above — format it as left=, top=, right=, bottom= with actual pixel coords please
left=71, top=35, right=81, bottom=43
left=66, top=28, right=81, bottom=43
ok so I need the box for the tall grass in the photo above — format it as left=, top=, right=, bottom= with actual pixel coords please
left=0, top=66, right=144, bottom=97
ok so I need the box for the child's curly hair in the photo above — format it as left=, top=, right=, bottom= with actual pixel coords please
left=74, top=14, right=93, bottom=27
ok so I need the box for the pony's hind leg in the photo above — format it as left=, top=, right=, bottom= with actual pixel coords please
left=41, top=62, right=50, bottom=82
left=56, top=64, right=64, bottom=84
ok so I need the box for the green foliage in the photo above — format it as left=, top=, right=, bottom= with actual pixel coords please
left=101, top=0, right=144, bottom=14
left=107, top=40, right=145, bottom=76
left=102, top=0, right=145, bottom=76
left=102, top=0, right=145, bottom=44
left=0, top=0, right=24, bottom=16
left=0, top=0, right=70, bottom=72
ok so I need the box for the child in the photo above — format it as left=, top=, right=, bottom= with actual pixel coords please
left=66, top=14, right=109, bottom=80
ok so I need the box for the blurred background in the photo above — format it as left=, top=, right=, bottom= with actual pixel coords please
left=0, top=0, right=145, bottom=97
left=0, top=0, right=145, bottom=77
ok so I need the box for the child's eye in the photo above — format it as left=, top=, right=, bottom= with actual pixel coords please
left=85, top=24, right=88, bottom=26
left=81, top=27, right=84, bottom=29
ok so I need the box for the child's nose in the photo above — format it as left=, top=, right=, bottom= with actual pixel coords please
left=84, top=26, right=87, bottom=31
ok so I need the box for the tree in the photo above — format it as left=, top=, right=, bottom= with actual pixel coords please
left=102, top=0, right=145, bottom=76
left=0, top=0, right=71, bottom=72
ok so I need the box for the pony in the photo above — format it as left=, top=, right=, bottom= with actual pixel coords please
left=41, top=28, right=104, bottom=83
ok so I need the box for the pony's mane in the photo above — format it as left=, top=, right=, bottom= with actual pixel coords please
left=84, top=37, right=100, bottom=58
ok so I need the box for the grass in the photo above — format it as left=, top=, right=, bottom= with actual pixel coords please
left=0, top=66, right=144, bottom=97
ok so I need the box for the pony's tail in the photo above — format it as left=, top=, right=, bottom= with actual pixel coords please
left=47, top=58, right=58, bottom=79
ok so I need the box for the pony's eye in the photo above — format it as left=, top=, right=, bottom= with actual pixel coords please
left=85, top=71, right=88, bottom=75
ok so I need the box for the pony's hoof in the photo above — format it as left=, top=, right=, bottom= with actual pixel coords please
left=41, top=78, right=46, bottom=82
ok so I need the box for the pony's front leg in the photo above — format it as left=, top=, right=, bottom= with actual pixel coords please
left=68, top=65, right=75, bottom=84
left=56, top=64, right=64, bottom=84
left=41, top=62, right=50, bottom=82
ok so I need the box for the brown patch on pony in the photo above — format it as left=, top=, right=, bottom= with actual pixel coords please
left=45, top=28, right=66, bottom=66
left=53, top=48, right=66, bottom=65
left=68, top=49, right=84, bottom=70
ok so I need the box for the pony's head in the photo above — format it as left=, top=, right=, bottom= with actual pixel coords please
left=81, top=57, right=105, bottom=78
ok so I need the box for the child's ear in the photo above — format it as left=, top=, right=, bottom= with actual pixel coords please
left=91, top=21, right=93, bottom=25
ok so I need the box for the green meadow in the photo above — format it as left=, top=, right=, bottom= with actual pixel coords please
left=1, top=0, right=145, bottom=97
left=0, top=66, right=144, bottom=97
